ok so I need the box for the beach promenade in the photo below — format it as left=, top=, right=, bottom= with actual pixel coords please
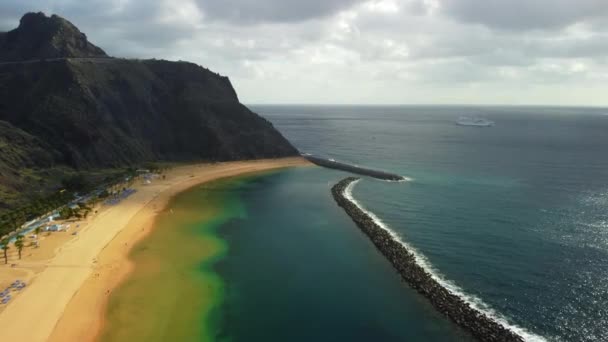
left=0, top=158, right=308, bottom=342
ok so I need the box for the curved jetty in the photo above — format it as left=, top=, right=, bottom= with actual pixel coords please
left=331, top=177, right=524, bottom=342
left=303, top=155, right=405, bottom=181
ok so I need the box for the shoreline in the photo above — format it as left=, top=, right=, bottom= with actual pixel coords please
left=331, top=177, right=525, bottom=342
left=96, top=173, right=244, bottom=341
left=0, top=157, right=309, bottom=342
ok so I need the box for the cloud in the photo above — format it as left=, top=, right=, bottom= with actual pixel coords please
left=1, top=0, right=608, bottom=105
left=440, top=0, right=608, bottom=31
left=195, top=0, right=365, bottom=23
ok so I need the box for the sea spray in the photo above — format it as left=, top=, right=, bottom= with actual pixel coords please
left=343, top=179, right=546, bottom=342
left=332, top=177, right=546, bottom=342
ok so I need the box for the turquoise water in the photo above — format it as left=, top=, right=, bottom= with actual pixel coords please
left=101, top=179, right=246, bottom=342
left=215, top=168, right=473, bottom=341
left=128, top=105, right=608, bottom=341
left=241, top=105, right=608, bottom=342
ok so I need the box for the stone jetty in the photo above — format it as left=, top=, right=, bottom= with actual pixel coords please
left=331, top=177, right=524, bottom=342
left=304, top=155, right=405, bottom=181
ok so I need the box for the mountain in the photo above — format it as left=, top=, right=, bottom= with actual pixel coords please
left=0, top=12, right=298, bottom=211
left=0, top=12, right=107, bottom=61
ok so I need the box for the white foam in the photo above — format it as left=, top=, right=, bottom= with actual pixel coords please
left=343, top=179, right=547, bottom=342
left=380, top=176, right=413, bottom=183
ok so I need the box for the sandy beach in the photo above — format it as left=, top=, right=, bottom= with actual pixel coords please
left=0, top=157, right=309, bottom=342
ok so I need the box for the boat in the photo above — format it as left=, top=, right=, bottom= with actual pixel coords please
left=456, top=116, right=494, bottom=127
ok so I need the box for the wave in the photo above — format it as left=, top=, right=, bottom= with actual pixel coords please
left=381, top=176, right=413, bottom=183
left=343, top=179, right=547, bottom=342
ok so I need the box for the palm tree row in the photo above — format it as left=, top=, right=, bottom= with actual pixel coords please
left=0, top=235, right=27, bottom=264
left=0, top=165, right=167, bottom=238
left=0, top=190, right=74, bottom=237
left=59, top=203, right=93, bottom=220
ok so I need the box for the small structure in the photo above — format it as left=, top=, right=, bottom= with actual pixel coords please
left=48, top=212, right=61, bottom=222
left=46, top=224, right=64, bottom=232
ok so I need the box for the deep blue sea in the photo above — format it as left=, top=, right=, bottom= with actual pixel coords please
left=215, top=106, right=608, bottom=342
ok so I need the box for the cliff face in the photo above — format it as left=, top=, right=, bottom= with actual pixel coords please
left=0, top=12, right=298, bottom=210
left=0, top=58, right=297, bottom=168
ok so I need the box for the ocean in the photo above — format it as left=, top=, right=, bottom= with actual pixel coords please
left=247, top=105, right=608, bottom=342
left=104, top=105, right=608, bottom=342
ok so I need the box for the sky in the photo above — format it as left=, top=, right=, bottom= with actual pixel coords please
left=1, top=0, right=608, bottom=106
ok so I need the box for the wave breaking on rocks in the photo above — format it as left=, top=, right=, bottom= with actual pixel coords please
left=332, top=177, right=546, bottom=342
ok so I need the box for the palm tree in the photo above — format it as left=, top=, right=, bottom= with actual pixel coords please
left=0, top=238, right=9, bottom=264
left=15, top=235, right=24, bottom=260
left=34, top=227, right=42, bottom=248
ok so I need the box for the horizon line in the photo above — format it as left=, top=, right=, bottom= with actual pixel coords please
left=245, top=103, right=608, bottom=109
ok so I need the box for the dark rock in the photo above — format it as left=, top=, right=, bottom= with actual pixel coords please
left=0, top=58, right=298, bottom=168
left=0, top=12, right=107, bottom=61
left=304, top=155, right=404, bottom=181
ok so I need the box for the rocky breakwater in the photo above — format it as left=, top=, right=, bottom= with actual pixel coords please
left=331, top=177, right=524, bottom=342
left=304, top=155, right=405, bottom=181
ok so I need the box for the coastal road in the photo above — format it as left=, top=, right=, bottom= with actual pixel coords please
left=0, top=57, right=134, bottom=66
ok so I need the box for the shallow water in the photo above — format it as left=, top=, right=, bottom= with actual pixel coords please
left=100, top=178, right=246, bottom=342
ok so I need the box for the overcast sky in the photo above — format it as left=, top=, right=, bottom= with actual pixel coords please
left=2, top=0, right=608, bottom=105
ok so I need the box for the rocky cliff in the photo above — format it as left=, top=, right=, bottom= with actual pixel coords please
left=0, top=12, right=298, bottom=210
left=0, top=12, right=107, bottom=61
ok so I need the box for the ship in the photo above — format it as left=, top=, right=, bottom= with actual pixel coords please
left=456, top=116, right=495, bottom=127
